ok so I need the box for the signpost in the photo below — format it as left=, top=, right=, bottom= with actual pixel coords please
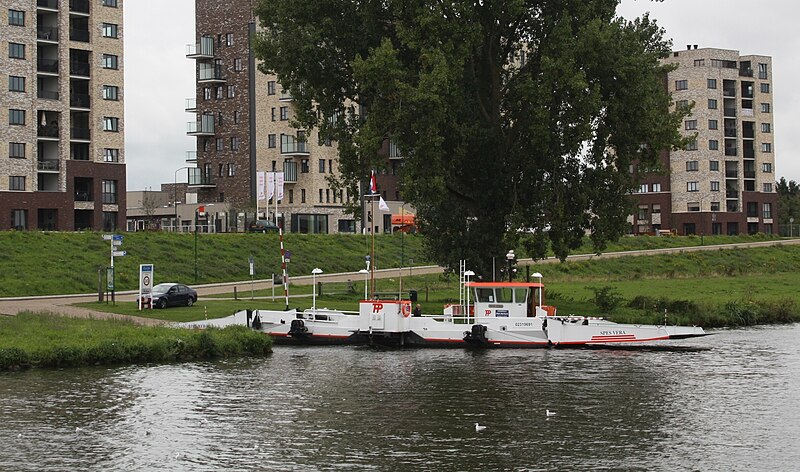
left=103, top=234, right=125, bottom=304
left=139, top=264, right=154, bottom=310
left=249, top=255, right=255, bottom=300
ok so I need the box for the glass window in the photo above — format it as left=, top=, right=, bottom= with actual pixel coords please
left=103, top=117, right=119, bottom=131
left=708, top=119, right=718, bottom=130
left=709, top=140, right=719, bottom=151
left=761, top=123, right=771, bottom=133
left=225, top=33, right=233, bottom=46
left=102, top=54, right=118, bottom=69
left=652, top=183, right=661, bottom=192
left=8, top=9, right=24, bottom=26
left=761, top=103, right=771, bottom=113
left=675, top=80, right=688, bottom=90
left=710, top=160, right=719, bottom=171
left=104, top=148, right=119, bottom=162
left=268, top=134, right=276, bottom=148
left=319, top=159, right=326, bottom=173
left=102, top=180, right=118, bottom=204
left=216, top=138, right=223, bottom=151
left=9, top=75, right=24, bottom=92
left=227, top=85, right=235, bottom=98
left=758, top=63, right=768, bottom=80
left=687, top=182, right=698, bottom=192
left=708, top=99, right=717, bottom=110
left=763, top=183, right=773, bottom=193
left=230, top=136, right=239, bottom=151
left=9, top=109, right=25, bottom=125
left=710, top=181, right=720, bottom=192
left=685, top=120, right=697, bottom=130
left=280, top=106, right=289, bottom=120
left=707, top=78, right=717, bottom=89
left=762, top=163, right=773, bottom=173
left=685, top=139, right=698, bottom=151
left=761, top=83, right=770, bottom=93
left=9, top=176, right=25, bottom=191
left=639, top=184, right=648, bottom=193
left=234, top=58, right=242, bottom=71
left=9, top=142, right=25, bottom=158
left=686, top=161, right=699, bottom=171
left=102, top=85, right=119, bottom=100
left=12, top=209, right=27, bottom=230
left=102, top=23, right=118, bottom=38
left=496, top=288, right=513, bottom=303
left=761, top=143, right=772, bottom=153
left=268, top=81, right=276, bottom=95
left=102, top=0, right=118, bottom=7
left=9, top=42, right=25, bottom=59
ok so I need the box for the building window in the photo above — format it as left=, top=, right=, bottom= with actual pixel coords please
left=225, top=33, right=233, bottom=46
left=319, top=159, right=326, bottom=173
left=762, top=162, right=773, bottom=173
left=693, top=59, right=704, bottom=67
left=747, top=202, right=758, bottom=218
left=687, top=182, right=698, bottom=192
left=301, top=159, right=309, bottom=173
left=230, top=137, right=239, bottom=151
left=8, top=9, right=25, bottom=25
left=268, top=81, right=276, bottom=95
left=103, top=117, right=119, bottom=131
left=675, top=80, right=688, bottom=90
left=707, top=139, right=718, bottom=151
left=758, top=63, right=768, bottom=80
left=710, top=202, right=720, bottom=212
left=102, top=0, right=118, bottom=6
left=710, top=181, right=720, bottom=192
left=761, top=123, right=771, bottom=133
left=639, top=184, right=648, bottom=193
left=280, top=106, right=289, bottom=121
left=102, top=23, right=118, bottom=38
left=9, top=75, right=24, bottom=92
left=204, top=87, right=212, bottom=100
left=233, top=110, right=240, bottom=124
left=675, top=99, right=689, bottom=109
left=761, top=83, right=770, bottom=93
left=652, top=183, right=661, bottom=192
left=763, top=183, right=773, bottom=193
left=9, top=109, right=25, bottom=125
left=9, top=42, right=25, bottom=59
left=271, top=107, right=276, bottom=121
left=763, top=203, right=772, bottom=218
left=707, top=78, right=717, bottom=89
left=268, top=134, right=276, bottom=148
left=684, top=120, right=697, bottom=130
left=11, top=209, right=27, bottom=230
left=101, top=180, right=118, bottom=203
left=319, top=189, right=323, bottom=203
left=102, top=54, right=118, bottom=69
left=301, top=189, right=306, bottom=203
left=227, top=85, right=235, bottom=98
left=102, top=85, right=119, bottom=100
left=708, top=99, right=717, bottom=110
left=761, top=143, right=772, bottom=153
left=9, top=142, right=25, bottom=158
left=216, top=138, right=223, bottom=151
left=686, top=161, right=699, bottom=171
left=708, top=119, right=718, bottom=130
left=761, top=103, right=771, bottom=113
left=9, top=176, right=25, bottom=191
left=234, top=58, right=242, bottom=71
left=710, top=160, right=720, bottom=171
left=216, top=86, right=223, bottom=99
left=687, top=202, right=700, bottom=212
left=104, top=148, right=119, bottom=162
left=228, top=163, right=235, bottom=176
left=685, top=139, right=698, bottom=151
left=288, top=189, right=294, bottom=204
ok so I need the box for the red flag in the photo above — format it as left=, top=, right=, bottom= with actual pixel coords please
left=370, top=170, right=378, bottom=194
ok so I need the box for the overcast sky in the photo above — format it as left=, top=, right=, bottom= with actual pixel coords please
left=124, top=0, right=800, bottom=191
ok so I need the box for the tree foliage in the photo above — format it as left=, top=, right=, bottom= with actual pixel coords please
left=253, top=0, right=686, bottom=275
left=777, top=177, right=800, bottom=225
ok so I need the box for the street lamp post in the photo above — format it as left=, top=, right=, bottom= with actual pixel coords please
left=312, top=268, right=323, bottom=313
left=506, top=250, right=515, bottom=282
left=532, top=272, right=543, bottom=309
left=174, top=166, right=190, bottom=232
left=358, top=269, right=369, bottom=300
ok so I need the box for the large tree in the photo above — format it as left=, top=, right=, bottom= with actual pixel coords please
left=254, top=0, right=686, bottom=275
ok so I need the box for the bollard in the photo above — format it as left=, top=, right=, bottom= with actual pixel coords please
left=234, top=286, right=238, bottom=300
left=317, top=281, right=323, bottom=297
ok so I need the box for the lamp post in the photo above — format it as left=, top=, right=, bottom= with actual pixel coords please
left=532, top=272, right=543, bottom=308
left=312, top=268, right=323, bottom=313
left=506, top=250, right=515, bottom=282
left=173, top=166, right=190, bottom=232
left=464, top=270, right=475, bottom=321
left=358, top=269, right=369, bottom=300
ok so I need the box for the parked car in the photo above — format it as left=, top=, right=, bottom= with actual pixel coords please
left=248, top=220, right=280, bottom=233
left=138, top=283, right=198, bottom=309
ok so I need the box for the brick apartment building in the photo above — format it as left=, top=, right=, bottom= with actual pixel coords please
left=631, top=46, right=778, bottom=235
left=0, top=0, right=126, bottom=231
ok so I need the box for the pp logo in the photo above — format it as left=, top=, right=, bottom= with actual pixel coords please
left=372, top=303, right=384, bottom=313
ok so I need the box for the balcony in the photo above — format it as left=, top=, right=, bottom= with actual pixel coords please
left=186, top=38, right=214, bottom=59
left=279, top=91, right=293, bottom=102
left=37, top=26, right=59, bottom=41
left=38, top=123, right=59, bottom=138
left=187, top=120, right=215, bottom=136
left=71, top=127, right=90, bottom=140
left=744, top=170, right=756, bottom=179
left=188, top=168, right=215, bottom=187
left=185, top=151, right=197, bottom=163
left=70, top=93, right=90, bottom=108
left=185, top=98, right=196, bottom=112
left=726, top=190, right=739, bottom=199
left=283, top=161, right=298, bottom=182
left=198, top=64, right=225, bottom=83
left=37, top=58, right=59, bottom=74
left=725, top=170, right=738, bottom=179
left=37, top=0, right=58, bottom=9
left=70, top=28, right=89, bottom=42
left=281, top=136, right=309, bottom=156
left=724, top=127, right=737, bottom=138
left=37, top=160, right=60, bottom=172
left=723, top=107, right=736, bottom=117
left=69, top=0, right=89, bottom=14
left=70, top=61, right=90, bottom=77
left=739, top=67, right=753, bottom=77
left=38, top=89, right=59, bottom=100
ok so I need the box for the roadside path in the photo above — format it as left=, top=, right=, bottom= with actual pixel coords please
left=2, top=238, right=799, bottom=324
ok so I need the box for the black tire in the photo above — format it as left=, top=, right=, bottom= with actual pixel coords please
left=157, top=298, right=168, bottom=309
left=186, top=297, right=194, bottom=307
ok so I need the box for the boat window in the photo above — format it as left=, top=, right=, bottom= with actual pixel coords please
left=531, top=288, right=541, bottom=306
left=513, top=288, right=528, bottom=303
left=475, top=288, right=494, bottom=303
left=496, top=287, right=513, bottom=303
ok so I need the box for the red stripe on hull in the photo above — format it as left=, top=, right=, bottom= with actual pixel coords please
left=559, top=335, right=670, bottom=345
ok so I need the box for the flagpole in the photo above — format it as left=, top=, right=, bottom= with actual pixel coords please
left=371, top=194, right=375, bottom=297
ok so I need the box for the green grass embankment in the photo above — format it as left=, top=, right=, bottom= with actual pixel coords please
left=0, top=312, right=272, bottom=371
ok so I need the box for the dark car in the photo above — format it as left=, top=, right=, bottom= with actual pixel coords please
left=139, top=283, right=198, bottom=309
left=248, top=220, right=280, bottom=233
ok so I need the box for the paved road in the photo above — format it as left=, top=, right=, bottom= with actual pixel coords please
left=2, top=238, right=798, bottom=323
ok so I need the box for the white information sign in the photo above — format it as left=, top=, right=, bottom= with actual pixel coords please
left=139, top=264, right=154, bottom=310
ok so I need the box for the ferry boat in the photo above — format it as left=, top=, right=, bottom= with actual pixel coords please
left=181, top=279, right=707, bottom=348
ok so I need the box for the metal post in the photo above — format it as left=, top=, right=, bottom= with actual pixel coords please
left=194, top=210, right=198, bottom=283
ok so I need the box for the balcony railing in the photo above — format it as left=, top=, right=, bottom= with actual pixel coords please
left=281, top=137, right=308, bottom=155
left=188, top=169, right=215, bottom=186
left=741, top=108, right=754, bottom=117
left=71, top=127, right=90, bottom=140
left=37, top=58, right=59, bottom=73
left=37, top=26, right=59, bottom=41
left=744, top=171, right=756, bottom=179
left=37, top=160, right=60, bottom=171
left=185, top=151, right=197, bottom=163
left=725, top=170, right=738, bottom=178
left=70, top=28, right=89, bottom=42
left=739, top=67, right=753, bottom=77
left=185, top=98, right=196, bottom=111
left=198, top=64, right=225, bottom=83
left=38, top=124, right=59, bottom=138
left=38, top=89, right=59, bottom=100
left=726, top=190, right=739, bottom=199
left=69, top=0, right=89, bottom=14
left=70, top=61, right=90, bottom=77
left=37, top=0, right=58, bottom=9
left=70, top=93, right=90, bottom=108
left=186, top=39, right=214, bottom=59
left=75, top=191, right=92, bottom=202
left=283, top=161, right=298, bottom=182
left=724, top=127, right=737, bottom=138
left=187, top=121, right=215, bottom=136
left=723, top=107, right=736, bottom=117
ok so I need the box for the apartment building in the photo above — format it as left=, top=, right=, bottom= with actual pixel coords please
left=632, top=46, right=778, bottom=236
left=185, top=1, right=402, bottom=234
left=1, top=0, right=126, bottom=231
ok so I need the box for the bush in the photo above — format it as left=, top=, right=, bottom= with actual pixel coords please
left=591, top=286, right=622, bottom=314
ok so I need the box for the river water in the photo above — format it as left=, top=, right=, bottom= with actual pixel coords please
left=1, top=324, right=799, bottom=471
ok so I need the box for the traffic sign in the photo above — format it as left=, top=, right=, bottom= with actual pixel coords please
left=112, top=250, right=126, bottom=257
left=112, top=234, right=123, bottom=241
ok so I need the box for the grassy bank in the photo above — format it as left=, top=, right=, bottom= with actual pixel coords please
left=0, top=312, right=272, bottom=371
left=0, top=231, right=780, bottom=298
